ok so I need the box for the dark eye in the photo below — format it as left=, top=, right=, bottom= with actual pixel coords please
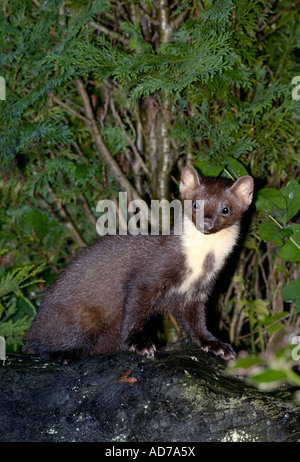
left=193, top=201, right=199, bottom=210
left=221, top=206, right=230, bottom=215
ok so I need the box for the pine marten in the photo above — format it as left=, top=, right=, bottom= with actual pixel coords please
left=24, top=166, right=253, bottom=361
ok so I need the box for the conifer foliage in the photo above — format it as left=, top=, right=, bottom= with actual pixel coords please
left=0, top=1, right=299, bottom=357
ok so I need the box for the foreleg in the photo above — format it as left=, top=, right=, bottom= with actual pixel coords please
left=121, top=282, right=156, bottom=357
left=176, top=302, right=236, bottom=361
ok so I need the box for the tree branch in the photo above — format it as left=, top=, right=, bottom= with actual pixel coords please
left=172, top=7, right=190, bottom=31
left=40, top=186, right=87, bottom=248
left=48, top=186, right=87, bottom=247
left=52, top=96, right=90, bottom=123
left=157, top=0, right=172, bottom=44
left=74, top=78, right=151, bottom=208
left=257, top=0, right=300, bottom=33
left=77, top=194, right=97, bottom=227
left=89, top=21, right=128, bottom=46
left=109, top=98, right=150, bottom=176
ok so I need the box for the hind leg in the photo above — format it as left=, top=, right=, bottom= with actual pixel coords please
left=88, top=332, right=124, bottom=356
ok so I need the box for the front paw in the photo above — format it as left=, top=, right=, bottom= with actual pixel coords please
left=126, top=333, right=156, bottom=357
left=201, top=340, right=236, bottom=361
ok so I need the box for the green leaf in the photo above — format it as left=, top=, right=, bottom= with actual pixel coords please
left=225, top=157, right=249, bottom=178
left=266, top=323, right=285, bottom=335
left=194, top=159, right=225, bottom=177
left=282, top=278, right=300, bottom=312
left=251, top=369, right=288, bottom=384
left=258, top=221, right=285, bottom=245
left=279, top=180, right=300, bottom=225
left=231, top=356, right=264, bottom=369
left=278, top=224, right=300, bottom=262
left=261, top=311, right=289, bottom=334
left=262, top=312, right=289, bottom=326
left=255, top=188, right=287, bottom=218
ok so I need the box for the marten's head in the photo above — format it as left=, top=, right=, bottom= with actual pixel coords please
left=179, top=166, right=253, bottom=234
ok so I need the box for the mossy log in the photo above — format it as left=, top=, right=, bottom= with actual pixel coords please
left=0, top=341, right=299, bottom=442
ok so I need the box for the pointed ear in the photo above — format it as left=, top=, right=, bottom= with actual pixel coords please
left=230, top=176, right=254, bottom=210
left=179, top=167, right=201, bottom=196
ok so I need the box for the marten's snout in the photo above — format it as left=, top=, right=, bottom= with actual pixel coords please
left=203, top=218, right=213, bottom=233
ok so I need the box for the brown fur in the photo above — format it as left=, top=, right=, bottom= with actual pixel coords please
left=24, top=167, right=253, bottom=361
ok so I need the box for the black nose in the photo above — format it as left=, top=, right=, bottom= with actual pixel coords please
left=204, top=218, right=213, bottom=232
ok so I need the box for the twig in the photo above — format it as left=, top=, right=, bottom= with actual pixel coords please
left=115, top=0, right=131, bottom=22
left=138, top=4, right=160, bottom=25
left=89, top=21, right=128, bottom=46
left=257, top=0, right=300, bottom=33
left=268, top=214, right=300, bottom=252
left=55, top=84, right=146, bottom=206
left=47, top=185, right=87, bottom=247
left=99, top=87, right=110, bottom=128
left=75, top=78, right=134, bottom=194
left=110, top=98, right=150, bottom=176
left=77, top=195, right=97, bottom=227
left=172, top=7, right=190, bottom=31
left=237, top=313, right=292, bottom=341
left=74, top=78, right=156, bottom=229
left=256, top=1, right=300, bottom=44
left=52, top=96, right=90, bottom=124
